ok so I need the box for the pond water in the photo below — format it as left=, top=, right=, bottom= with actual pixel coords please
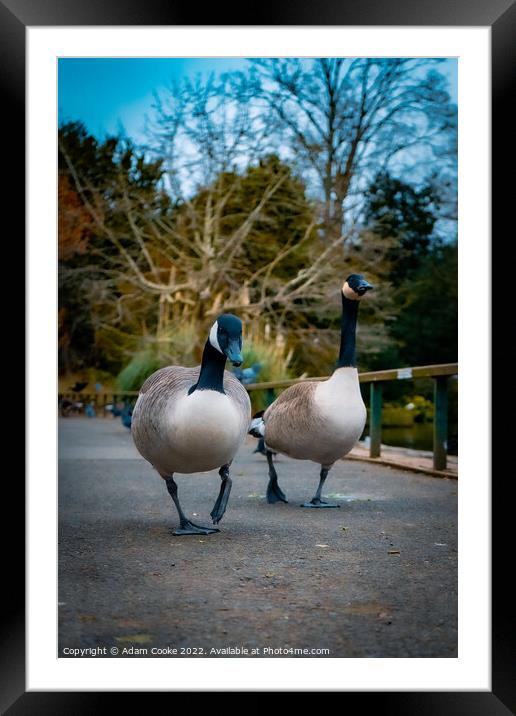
left=363, top=423, right=458, bottom=455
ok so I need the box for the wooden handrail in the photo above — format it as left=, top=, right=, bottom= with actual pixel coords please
left=244, top=363, right=458, bottom=392
left=59, top=391, right=140, bottom=398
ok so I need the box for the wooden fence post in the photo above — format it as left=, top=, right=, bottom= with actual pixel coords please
left=433, top=376, right=449, bottom=470
left=370, top=382, right=383, bottom=458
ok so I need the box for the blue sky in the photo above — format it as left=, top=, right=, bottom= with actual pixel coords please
left=58, top=57, right=458, bottom=142
left=58, top=58, right=249, bottom=140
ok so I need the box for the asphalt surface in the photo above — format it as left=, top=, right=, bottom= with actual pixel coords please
left=58, top=417, right=457, bottom=658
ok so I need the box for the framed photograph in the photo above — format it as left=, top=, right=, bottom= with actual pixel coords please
left=4, top=0, right=512, bottom=710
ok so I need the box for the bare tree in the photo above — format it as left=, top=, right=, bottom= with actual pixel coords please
left=146, top=69, right=274, bottom=200
left=252, top=58, right=456, bottom=239
left=60, top=140, right=373, bottom=363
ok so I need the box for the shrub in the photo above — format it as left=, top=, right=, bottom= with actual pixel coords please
left=116, top=351, right=163, bottom=392
left=403, top=394, right=435, bottom=423
left=116, top=323, right=198, bottom=392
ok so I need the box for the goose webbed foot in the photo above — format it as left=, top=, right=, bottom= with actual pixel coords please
left=266, top=477, right=288, bottom=504
left=173, top=521, right=220, bottom=536
left=301, top=498, right=340, bottom=509
left=301, top=467, right=338, bottom=508
left=266, top=450, right=288, bottom=503
left=165, top=475, right=220, bottom=537
left=210, top=465, right=233, bottom=525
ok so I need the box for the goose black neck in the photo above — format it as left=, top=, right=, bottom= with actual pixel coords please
left=189, top=340, right=227, bottom=394
left=337, top=293, right=359, bottom=368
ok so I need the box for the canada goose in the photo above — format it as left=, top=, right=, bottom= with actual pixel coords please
left=131, top=314, right=251, bottom=535
left=250, top=274, right=373, bottom=508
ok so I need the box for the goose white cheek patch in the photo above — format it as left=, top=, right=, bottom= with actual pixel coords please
left=342, top=282, right=362, bottom=301
left=209, top=321, right=223, bottom=354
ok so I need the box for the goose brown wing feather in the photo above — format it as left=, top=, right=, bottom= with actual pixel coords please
left=139, top=366, right=199, bottom=396
left=264, top=381, right=319, bottom=438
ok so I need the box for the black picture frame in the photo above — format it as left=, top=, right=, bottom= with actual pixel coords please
left=4, top=0, right=513, bottom=711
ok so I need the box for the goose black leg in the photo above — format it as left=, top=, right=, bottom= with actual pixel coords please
left=210, top=464, right=233, bottom=525
left=266, top=450, right=288, bottom=504
left=301, top=467, right=340, bottom=508
left=253, top=436, right=267, bottom=455
left=165, top=476, right=220, bottom=536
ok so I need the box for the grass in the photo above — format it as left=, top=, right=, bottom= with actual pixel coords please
left=116, top=351, right=163, bottom=392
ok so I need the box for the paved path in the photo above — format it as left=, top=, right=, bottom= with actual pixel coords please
left=59, top=418, right=457, bottom=658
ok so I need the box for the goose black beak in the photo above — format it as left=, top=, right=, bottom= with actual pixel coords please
left=226, top=341, right=243, bottom=367
left=357, top=280, right=374, bottom=295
